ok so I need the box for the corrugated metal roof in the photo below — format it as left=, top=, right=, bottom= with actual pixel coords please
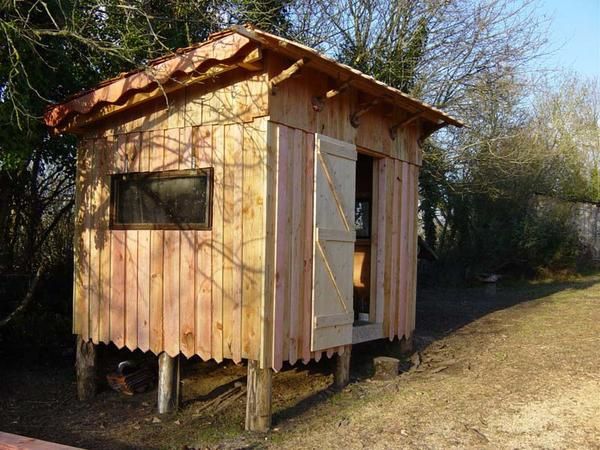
left=231, top=26, right=462, bottom=128
left=44, top=25, right=463, bottom=130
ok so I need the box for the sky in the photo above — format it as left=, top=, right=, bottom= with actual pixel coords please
left=537, top=0, right=600, bottom=78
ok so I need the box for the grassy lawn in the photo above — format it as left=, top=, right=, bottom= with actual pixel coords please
left=1, top=273, right=599, bottom=449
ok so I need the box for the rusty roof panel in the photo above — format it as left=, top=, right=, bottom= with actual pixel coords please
left=44, top=25, right=463, bottom=131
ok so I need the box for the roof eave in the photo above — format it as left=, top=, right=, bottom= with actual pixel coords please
left=44, top=25, right=463, bottom=133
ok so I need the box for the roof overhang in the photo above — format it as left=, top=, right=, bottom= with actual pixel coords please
left=44, top=25, right=463, bottom=134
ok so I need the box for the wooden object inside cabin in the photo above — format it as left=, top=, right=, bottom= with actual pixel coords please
left=45, top=25, right=462, bottom=431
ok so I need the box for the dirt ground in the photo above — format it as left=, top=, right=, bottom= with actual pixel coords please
left=1, top=274, right=599, bottom=449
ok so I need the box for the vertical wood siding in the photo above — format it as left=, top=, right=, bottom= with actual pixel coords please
left=270, top=124, right=316, bottom=371
left=76, top=101, right=269, bottom=361
left=267, top=123, right=421, bottom=370
left=75, top=59, right=422, bottom=370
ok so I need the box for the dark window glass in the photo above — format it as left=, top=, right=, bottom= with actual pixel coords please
left=111, top=169, right=211, bottom=229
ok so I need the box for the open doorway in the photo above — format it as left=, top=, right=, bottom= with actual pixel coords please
left=354, top=153, right=374, bottom=324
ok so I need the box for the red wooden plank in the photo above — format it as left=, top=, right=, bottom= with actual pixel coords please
left=0, top=431, right=82, bottom=450
left=114, top=134, right=127, bottom=174
left=180, top=127, right=193, bottom=169
left=375, top=159, right=388, bottom=326
left=127, top=132, right=142, bottom=172
left=273, top=125, right=291, bottom=371
left=241, top=119, right=267, bottom=362
left=232, top=125, right=244, bottom=364
left=163, top=230, right=180, bottom=356
left=282, top=127, right=294, bottom=364
left=88, top=140, right=100, bottom=343
left=124, top=230, right=138, bottom=350
left=211, top=125, right=224, bottom=362
left=397, top=162, right=410, bottom=338
left=301, top=132, right=315, bottom=364
left=222, top=123, right=244, bottom=363
left=388, top=159, right=400, bottom=339
left=150, top=130, right=164, bottom=171
left=180, top=230, right=196, bottom=358
left=110, top=231, right=126, bottom=348
left=164, top=128, right=180, bottom=171
left=193, top=126, right=213, bottom=360
left=137, top=230, right=151, bottom=352
left=75, top=141, right=92, bottom=339
left=97, top=137, right=111, bottom=344
left=407, top=164, right=419, bottom=334
left=288, top=128, right=304, bottom=365
left=194, top=126, right=212, bottom=168
left=195, top=230, right=212, bottom=360
left=149, top=230, right=164, bottom=354
left=139, top=131, right=151, bottom=172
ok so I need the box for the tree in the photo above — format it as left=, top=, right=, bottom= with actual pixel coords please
left=0, top=0, right=225, bottom=328
left=230, top=0, right=292, bottom=34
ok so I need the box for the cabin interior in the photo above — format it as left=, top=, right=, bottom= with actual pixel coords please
left=353, top=153, right=374, bottom=324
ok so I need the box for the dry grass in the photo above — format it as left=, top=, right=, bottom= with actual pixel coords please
left=1, top=274, right=599, bottom=449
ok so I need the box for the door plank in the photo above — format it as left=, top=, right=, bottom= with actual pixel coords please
left=311, top=134, right=356, bottom=352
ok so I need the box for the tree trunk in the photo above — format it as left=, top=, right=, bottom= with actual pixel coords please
left=334, top=345, right=352, bottom=389
left=76, top=336, right=96, bottom=401
left=373, top=356, right=400, bottom=380
left=245, top=360, right=272, bottom=432
left=157, top=352, right=180, bottom=414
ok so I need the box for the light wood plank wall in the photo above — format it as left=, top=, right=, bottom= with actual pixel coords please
left=74, top=70, right=269, bottom=362
left=266, top=54, right=423, bottom=165
left=266, top=52, right=422, bottom=369
left=75, top=54, right=422, bottom=370
left=267, top=122, right=420, bottom=369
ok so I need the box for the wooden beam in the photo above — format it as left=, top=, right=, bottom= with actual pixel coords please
left=238, top=56, right=263, bottom=71
left=312, top=79, right=353, bottom=111
left=245, top=360, right=272, bottom=431
left=157, top=352, right=180, bottom=414
left=334, top=345, right=352, bottom=389
left=269, top=58, right=308, bottom=94
left=230, top=26, right=463, bottom=128
left=56, top=48, right=263, bottom=134
left=75, top=336, right=97, bottom=401
left=419, top=120, right=447, bottom=141
left=389, top=111, right=424, bottom=139
left=350, top=99, right=381, bottom=128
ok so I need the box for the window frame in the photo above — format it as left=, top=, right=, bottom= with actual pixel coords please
left=109, top=168, right=213, bottom=231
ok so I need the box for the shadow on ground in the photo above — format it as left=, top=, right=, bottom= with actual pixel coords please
left=0, top=275, right=598, bottom=449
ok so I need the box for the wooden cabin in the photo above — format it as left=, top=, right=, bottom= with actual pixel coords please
left=44, top=25, right=461, bottom=430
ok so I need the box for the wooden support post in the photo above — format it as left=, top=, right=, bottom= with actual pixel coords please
left=350, top=99, right=381, bottom=128
left=269, top=58, right=307, bottom=94
left=312, top=79, right=353, bottom=111
left=389, top=111, right=424, bottom=139
left=157, top=352, right=180, bottom=414
left=334, top=345, right=352, bottom=389
left=76, top=336, right=97, bottom=401
left=245, top=360, right=272, bottom=432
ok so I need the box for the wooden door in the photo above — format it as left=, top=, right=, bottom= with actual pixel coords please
left=311, top=134, right=357, bottom=351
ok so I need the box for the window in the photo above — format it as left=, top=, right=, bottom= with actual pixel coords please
left=110, top=169, right=212, bottom=230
